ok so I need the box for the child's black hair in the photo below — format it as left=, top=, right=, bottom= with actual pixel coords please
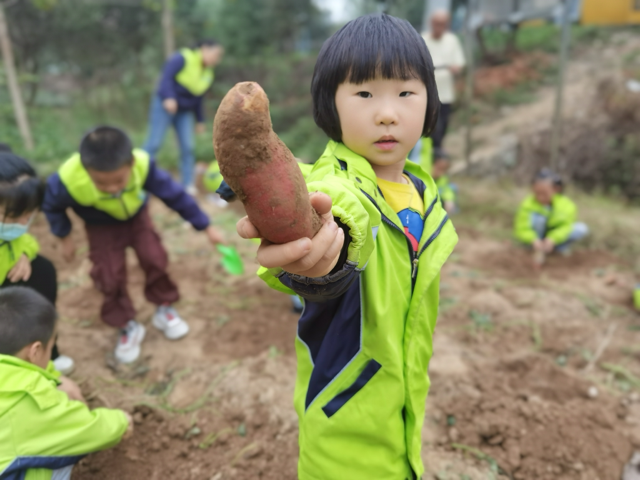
left=79, top=126, right=134, bottom=172
left=433, top=147, right=450, bottom=163
left=197, top=38, right=220, bottom=48
left=0, top=143, right=12, bottom=153
left=0, top=287, right=57, bottom=356
left=534, top=168, right=565, bottom=192
left=0, top=152, right=45, bottom=220
left=311, top=13, right=440, bottom=142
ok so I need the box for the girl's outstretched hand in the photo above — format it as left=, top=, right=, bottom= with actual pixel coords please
left=7, top=254, right=32, bottom=283
left=237, top=192, right=344, bottom=278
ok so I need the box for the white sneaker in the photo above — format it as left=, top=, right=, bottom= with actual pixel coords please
left=186, top=184, right=198, bottom=196
left=115, top=320, right=146, bottom=364
left=152, top=305, right=190, bottom=340
left=53, top=355, right=75, bottom=375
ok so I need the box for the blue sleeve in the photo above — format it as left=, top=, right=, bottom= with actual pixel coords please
left=278, top=219, right=356, bottom=302
left=280, top=262, right=361, bottom=302
left=144, top=160, right=210, bottom=231
left=158, top=53, right=185, bottom=100
left=42, top=173, right=75, bottom=238
left=195, top=96, right=205, bottom=123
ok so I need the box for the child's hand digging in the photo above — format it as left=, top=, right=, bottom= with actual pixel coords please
left=60, top=235, right=77, bottom=262
left=58, top=376, right=86, bottom=403
left=7, top=254, right=32, bottom=282
left=237, top=192, right=344, bottom=278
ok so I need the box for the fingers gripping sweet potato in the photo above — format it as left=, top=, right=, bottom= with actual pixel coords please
left=213, top=82, right=322, bottom=244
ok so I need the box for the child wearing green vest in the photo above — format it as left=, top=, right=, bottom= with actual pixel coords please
left=408, top=136, right=434, bottom=174
left=514, top=169, right=589, bottom=266
left=43, top=126, right=224, bottom=364
left=236, top=13, right=457, bottom=479
left=0, top=287, right=132, bottom=480
left=0, top=149, right=74, bottom=375
left=143, top=40, right=224, bottom=194
left=431, top=155, right=457, bottom=214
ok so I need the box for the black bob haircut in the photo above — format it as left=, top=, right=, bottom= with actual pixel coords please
left=311, top=13, right=440, bottom=142
left=0, top=152, right=45, bottom=219
left=79, top=126, right=134, bottom=172
left=0, top=287, right=57, bottom=356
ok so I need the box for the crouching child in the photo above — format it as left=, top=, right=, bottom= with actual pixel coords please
left=0, top=287, right=132, bottom=480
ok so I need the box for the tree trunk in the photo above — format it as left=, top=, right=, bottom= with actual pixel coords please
left=0, top=2, right=34, bottom=151
left=162, top=0, right=175, bottom=59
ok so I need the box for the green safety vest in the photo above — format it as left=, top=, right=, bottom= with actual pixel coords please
left=58, top=150, right=150, bottom=221
left=419, top=136, right=433, bottom=173
left=514, top=193, right=577, bottom=245
left=203, top=161, right=223, bottom=193
left=634, top=286, right=640, bottom=311
left=435, top=175, right=456, bottom=203
left=0, top=355, right=128, bottom=480
left=259, top=141, right=457, bottom=479
left=175, top=48, right=214, bottom=96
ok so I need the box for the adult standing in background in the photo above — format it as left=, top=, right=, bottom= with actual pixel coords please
left=423, top=10, right=465, bottom=157
left=143, top=40, right=224, bottom=195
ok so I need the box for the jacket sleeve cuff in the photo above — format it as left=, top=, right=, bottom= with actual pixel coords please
left=279, top=260, right=361, bottom=302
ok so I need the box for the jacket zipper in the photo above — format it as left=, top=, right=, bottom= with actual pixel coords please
left=360, top=190, right=421, bottom=288
left=99, top=192, right=132, bottom=220
left=118, top=196, right=131, bottom=219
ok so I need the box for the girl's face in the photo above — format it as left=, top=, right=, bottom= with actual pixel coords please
left=0, top=205, right=35, bottom=225
left=335, top=77, right=427, bottom=168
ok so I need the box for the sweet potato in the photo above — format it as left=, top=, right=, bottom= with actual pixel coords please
left=213, top=82, right=322, bottom=244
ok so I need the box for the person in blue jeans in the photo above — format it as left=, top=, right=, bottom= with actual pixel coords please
left=143, top=39, right=224, bottom=194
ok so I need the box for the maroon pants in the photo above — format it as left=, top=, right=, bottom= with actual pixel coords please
left=86, top=206, right=179, bottom=329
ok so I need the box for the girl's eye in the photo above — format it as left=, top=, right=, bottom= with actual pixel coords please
left=400, top=91, right=413, bottom=97
left=357, top=92, right=372, bottom=98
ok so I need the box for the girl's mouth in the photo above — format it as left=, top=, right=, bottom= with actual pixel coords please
left=374, top=136, right=399, bottom=151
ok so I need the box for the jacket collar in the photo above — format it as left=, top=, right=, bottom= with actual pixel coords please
left=0, top=355, right=61, bottom=407
left=324, top=140, right=430, bottom=195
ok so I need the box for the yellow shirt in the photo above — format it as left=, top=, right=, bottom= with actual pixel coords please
left=377, top=175, right=425, bottom=251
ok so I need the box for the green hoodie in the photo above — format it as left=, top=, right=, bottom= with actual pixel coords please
left=0, top=234, right=40, bottom=285
left=0, top=355, right=128, bottom=480
left=514, top=193, right=577, bottom=245
left=259, top=141, right=457, bottom=479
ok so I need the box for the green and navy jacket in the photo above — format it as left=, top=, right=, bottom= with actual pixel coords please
left=514, top=193, right=577, bottom=245
left=0, top=355, right=128, bottom=480
left=259, top=141, right=458, bottom=479
left=0, top=234, right=39, bottom=286
left=43, top=149, right=210, bottom=238
left=157, top=48, right=214, bottom=123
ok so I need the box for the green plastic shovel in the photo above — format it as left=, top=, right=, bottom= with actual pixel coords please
left=217, top=245, right=244, bottom=275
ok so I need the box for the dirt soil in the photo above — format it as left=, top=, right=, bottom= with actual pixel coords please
left=26, top=192, right=640, bottom=480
